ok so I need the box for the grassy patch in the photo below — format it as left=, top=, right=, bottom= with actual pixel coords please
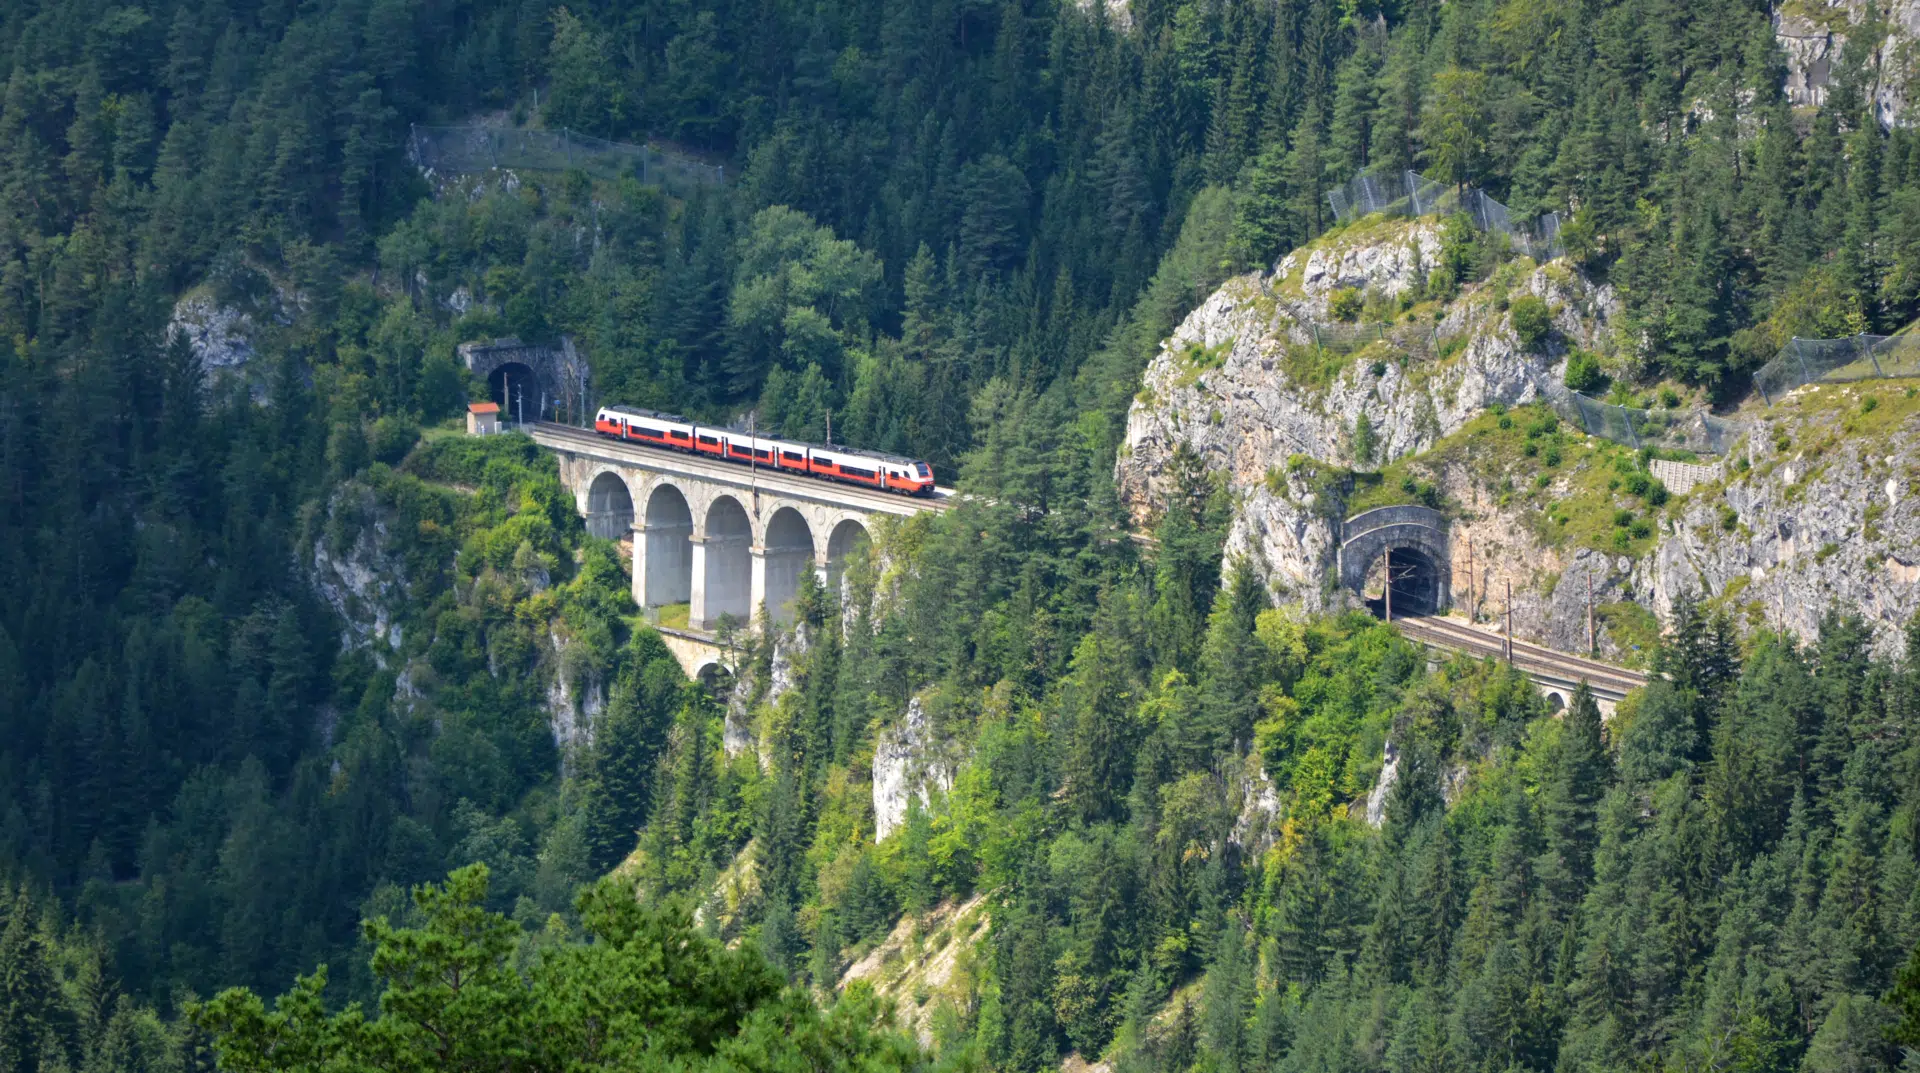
left=656, top=602, right=691, bottom=629
left=1339, top=403, right=1670, bottom=556
left=1596, top=601, right=1661, bottom=667
left=1279, top=343, right=1355, bottom=391
left=1768, top=379, right=1920, bottom=439
left=1170, top=336, right=1236, bottom=390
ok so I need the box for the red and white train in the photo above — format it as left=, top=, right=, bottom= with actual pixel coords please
left=593, top=406, right=938, bottom=496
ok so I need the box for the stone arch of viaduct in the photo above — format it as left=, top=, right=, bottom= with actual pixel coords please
left=568, top=459, right=883, bottom=631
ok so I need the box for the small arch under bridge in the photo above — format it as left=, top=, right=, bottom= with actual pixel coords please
left=529, top=423, right=950, bottom=674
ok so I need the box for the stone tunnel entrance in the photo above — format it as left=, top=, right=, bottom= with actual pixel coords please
left=461, top=337, right=592, bottom=425
left=1363, top=545, right=1444, bottom=619
left=1339, top=505, right=1451, bottom=619
left=487, top=361, right=538, bottom=423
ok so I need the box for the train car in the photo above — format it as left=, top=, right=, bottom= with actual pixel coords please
left=806, top=445, right=935, bottom=495
left=595, top=406, right=696, bottom=449
left=592, top=406, right=937, bottom=496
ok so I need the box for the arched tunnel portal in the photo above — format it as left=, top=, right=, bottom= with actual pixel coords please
left=1339, top=506, right=1451, bottom=619
left=487, top=361, right=539, bottom=423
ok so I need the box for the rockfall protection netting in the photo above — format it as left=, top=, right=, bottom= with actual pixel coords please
left=1752, top=333, right=1920, bottom=404
left=1550, top=389, right=1747, bottom=456
left=1327, top=169, right=1564, bottom=261
left=1303, top=320, right=1451, bottom=355
left=409, top=125, right=727, bottom=192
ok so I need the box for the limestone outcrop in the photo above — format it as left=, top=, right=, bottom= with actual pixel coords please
left=1119, top=217, right=1920, bottom=658
left=1644, top=388, right=1920, bottom=656
left=872, top=694, right=956, bottom=842
left=310, top=482, right=409, bottom=657
left=306, top=479, right=615, bottom=755
left=1118, top=218, right=1616, bottom=611
left=1775, top=0, right=1920, bottom=127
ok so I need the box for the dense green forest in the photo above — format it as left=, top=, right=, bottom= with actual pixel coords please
left=6, top=0, right=1920, bottom=1069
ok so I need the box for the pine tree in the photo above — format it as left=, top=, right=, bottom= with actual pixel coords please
left=1538, top=684, right=1612, bottom=911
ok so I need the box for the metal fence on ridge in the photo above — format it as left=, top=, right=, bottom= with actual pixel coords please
left=1550, top=389, right=1747, bottom=456
left=1326, top=168, right=1564, bottom=261
left=1752, top=333, right=1920, bottom=404
left=409, top=125, right=727, bottom=193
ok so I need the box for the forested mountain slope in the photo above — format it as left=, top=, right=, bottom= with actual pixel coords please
left=3, top=0, right=1920, bottom=1071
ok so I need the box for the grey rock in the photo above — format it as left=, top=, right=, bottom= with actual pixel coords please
left=873, top=695, right=956, bottom=842
left=1119, top=218, right=1617, bottom=608
left=1775, top=1, right=1919, bottom=128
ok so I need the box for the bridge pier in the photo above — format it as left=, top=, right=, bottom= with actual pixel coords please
left=749, top=546, right=768, bottom=626
left=693, top=533, right=752, bottom=630
left=632, top=520, right=693, bottom=608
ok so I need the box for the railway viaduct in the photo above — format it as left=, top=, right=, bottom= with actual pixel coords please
left=526, top=422, right=951, bottom=676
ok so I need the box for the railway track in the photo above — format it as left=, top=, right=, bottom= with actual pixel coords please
left=1390, top=613, right=1650, bottom=703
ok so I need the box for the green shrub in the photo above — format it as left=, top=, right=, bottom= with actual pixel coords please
left=1629, top=519, right=1652, bottom=539
left=1623, top=471, right=1651, bottom=496
left=1659, top=387, right=1681, bottom=408
left=370, top=415, right=421, bottom=466
left=1861, top=395, right=1879, bottom=414
left=1352, top=412, right=1377, bottom=463
left=1509, top=295, right=1552, bottom=350
left=1646, top=481, right=1669, bottom=506
left=1563, top=350, right=1608, bottom=393
left=1613, top=509, right=1634, bottom=527
left=1329, top=287, right=1364, bottom=322
left=1719, top=505, right=1739, bottom=531
left=1543, top=445, right=1562, bottom=467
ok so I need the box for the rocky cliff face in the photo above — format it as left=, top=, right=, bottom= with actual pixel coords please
left=310, top=483, right=409, bottom=657
left=166, top=270, right=305, bottom=400
left=1118, top=218, right=1617, bottom=611
left=872, top=694, right=957, bottom=842
left=1776, top=0, right=1920, bottom=126
left=1646, top=386, right=1920, bottom=656
left=1119, top=219, right=1920, bottom=658
left=307, top=479, right=613, bottom=753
